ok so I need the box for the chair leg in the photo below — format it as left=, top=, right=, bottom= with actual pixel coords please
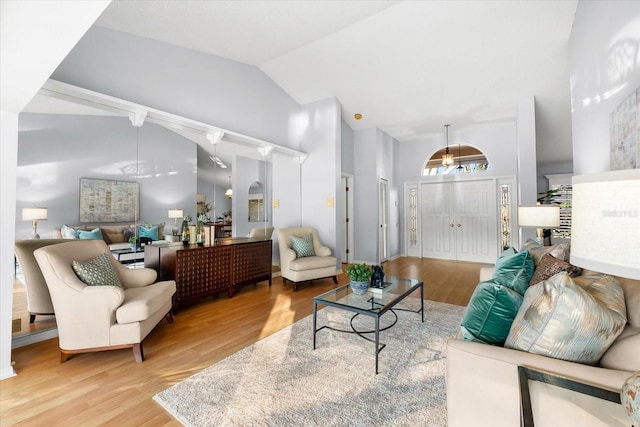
left=60, top=350, right=71, bottom=363
left=29, top=314, right=36, bottom=324
left=332, top=276, right=338, bottom=284
left=132, top=343, right=144, bottom=363
left=165, top=311, right=174, bottom=324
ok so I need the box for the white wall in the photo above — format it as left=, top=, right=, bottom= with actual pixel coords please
left=299, top=98, right=341, bottom=261
left=353, top=128, right=379, bottom=263
left=272, top=152, right=302, bottom=264
left=232, top=155, right=270, bottom=237
left=196, top=144, right=232, bottom=221
left=0, top=0, right=110, bottom=381
left=341, top=119, right=354, bottom=175
left=16, top=114, right=196, bottom=239
left=569, top=1, right=640, bottom=174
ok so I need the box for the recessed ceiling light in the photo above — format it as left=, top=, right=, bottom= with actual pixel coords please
left=354, top=113, right=362, bottom=120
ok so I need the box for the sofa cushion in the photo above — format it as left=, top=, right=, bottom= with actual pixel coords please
left=291, top=234, right=315, bottom=258
left=493, top=247, right=534, bottom=295
left=460, top=279, right=523, bottom=346
left=289, top=255, right=336, bottom=271
left=77, top=228, right=103, bottom=240
left=599, top=325, right=640, bottom=371
left=505, top=272, right=627, bottom=364
left=72, top=253, right=123, bottom=288
left=116, top=282, right=174, bottom=324
left=522, top=239, right=571, bottom=266
left=529, top=254, right=582, bottom=286
left=101, top=228, right=126, bottom=244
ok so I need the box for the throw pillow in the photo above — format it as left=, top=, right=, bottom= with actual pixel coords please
left=493, top=247, right=534, bottom=295
left=77, top=228, right=103, bottom=240
left=61, top=224, right=79, bottom=239
left=523, top=239, right=571, bottom=266
left=460, top=279, right=524, bottom=346
left=505, top=272, right=627, bottom=364
left=529, top=254, right=582, bottom=286
left=138, top=225, right=159, bottom=241
left=72, top=253, right=123, bottom=288
left=291, top=234, right=315, bottom=258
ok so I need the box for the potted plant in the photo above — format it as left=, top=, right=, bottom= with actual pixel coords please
left=345, top=263, right=374, bottom=295
left=128, top=236, right=140, bottom=250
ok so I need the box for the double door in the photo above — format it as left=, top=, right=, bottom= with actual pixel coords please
left=420, top=180, right=497, bottom=263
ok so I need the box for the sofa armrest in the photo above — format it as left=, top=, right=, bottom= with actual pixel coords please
left=117, top=267, right=158, bottom=288
left=316, top=245, right=331, bottom=257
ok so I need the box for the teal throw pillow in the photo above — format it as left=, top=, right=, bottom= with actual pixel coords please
left=77, top=228, right=103, bottom=240
left=291, top=234, right=315, bottom=258
left=138, top=225, right=159, bottom=241
left=493, top=247, right=534, bottom=295
left=72, top=253, right=122, bottom=288
left=460, top=279, right=523, bottom=346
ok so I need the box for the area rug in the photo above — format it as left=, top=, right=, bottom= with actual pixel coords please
left=154, top=299, right=465, bottom=426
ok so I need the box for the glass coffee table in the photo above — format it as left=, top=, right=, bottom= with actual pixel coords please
left=313, top=276, right=424, bottom=374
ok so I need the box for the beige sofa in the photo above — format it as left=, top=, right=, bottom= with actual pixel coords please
left=446, top=266, right=639, bottom=427
left=34, top=240, right=176, bottom=362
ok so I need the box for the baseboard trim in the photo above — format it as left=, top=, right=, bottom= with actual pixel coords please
left=12, top=327, right=58, bottom=349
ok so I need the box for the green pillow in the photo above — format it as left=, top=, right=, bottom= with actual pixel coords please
left=493, top=247, right=534, bottom=295
left=77, top=228, right=103, bottom=240
left=460, top=279, right=523, bottom=346
left=138, top=225, right=159, bottom=241
left=72, top=253, right=123, bottom=288
left=290, top=234, right=315, bottom=258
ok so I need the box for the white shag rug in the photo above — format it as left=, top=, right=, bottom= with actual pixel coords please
left=154, top=299, right=465, bottom=427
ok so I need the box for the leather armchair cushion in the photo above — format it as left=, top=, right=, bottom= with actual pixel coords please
left=116, top=282, right=175, bottom=324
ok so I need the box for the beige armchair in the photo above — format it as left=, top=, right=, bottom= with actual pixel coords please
left=248, top=226, right=274, bottom=239
left=14, top=239, right=69, bottom=323
left=34, top=239, right=176, bottom=363
left=277, top=227, right=338, bottom=291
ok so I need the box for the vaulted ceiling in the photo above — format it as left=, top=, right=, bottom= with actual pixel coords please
left=93, top=0, right=578, bottom=164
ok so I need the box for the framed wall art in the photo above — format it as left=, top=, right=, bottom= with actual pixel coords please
left=610, top=87, right=639, bottom=170
left=79, top=178, right=139, bottom=223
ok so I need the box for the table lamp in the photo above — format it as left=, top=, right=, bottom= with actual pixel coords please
left=570, top=169, right=640, bottom=280
left=22, top=207, right=48, bottom=239
left=168, top=209, right=184, bottom=236
left=517, top=205, right=560, bottom=246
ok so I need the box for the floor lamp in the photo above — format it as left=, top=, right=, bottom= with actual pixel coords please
left=22, top=207, right=48, bottom=239
left=517, top=205, right=560, bottom=246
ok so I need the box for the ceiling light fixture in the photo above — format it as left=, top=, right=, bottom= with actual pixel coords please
left=209, top=155, right=227, bottom=168
left=354, top=113, right=362, bottom=120
left=225, top=176, right=233, bottom=199
left=441, top=124, right=454, bottom=166
left=206, top=130, right=224, bottom=144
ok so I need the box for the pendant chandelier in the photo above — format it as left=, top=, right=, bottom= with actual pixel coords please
left=225, top=176, right=233, bottom=199
left=441, top=124, right=454, bottom=166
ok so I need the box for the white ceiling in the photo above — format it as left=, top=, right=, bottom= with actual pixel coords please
left=91, top=1, right=578, bottom=164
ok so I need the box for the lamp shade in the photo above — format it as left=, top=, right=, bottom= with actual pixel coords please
left=517, top=205, right=560, bottom=228
left=22, top=207, right=47, bottom=221
left=570, top=169, right=640, bottom=279
left=168, top=209, right=184, bottom=219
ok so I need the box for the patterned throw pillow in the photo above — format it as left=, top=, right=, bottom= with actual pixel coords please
left=61, top=224, right=79, bottom=239
left=77, top=228, right=103, bottom=240
left=505, top=272, right=627, bottom=364
left=290, top=234, right=315, bottom=258
left=72, top=253, right=123, bottom=288
left=522, top=239, right=571, bottom=266
left=529, top=254, right=582, bottom=286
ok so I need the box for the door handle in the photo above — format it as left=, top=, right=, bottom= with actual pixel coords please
left=449, top=221, right=454, bottom=228
left=457, top=222, right=462, bottom=228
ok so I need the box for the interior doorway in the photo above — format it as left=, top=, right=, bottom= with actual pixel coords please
left=340, top=175, right=354, bottom=264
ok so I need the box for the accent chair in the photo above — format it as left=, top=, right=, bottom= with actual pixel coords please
left=277, top=227, right=338, bottom=291
left=34, top=239, right=176, bottom=363
left=248, top=226, right=274, bottom=239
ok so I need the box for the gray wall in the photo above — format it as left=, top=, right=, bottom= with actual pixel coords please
left=16, top=113, right=196, bottom=239
left=341, top=119, right=354, bottom=175
left=196, top=144, right=232, bottom=221
left=52, top=26, right=302, bottom=150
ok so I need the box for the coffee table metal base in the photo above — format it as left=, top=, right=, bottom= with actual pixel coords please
left=313, top=282, right=424, bottom=374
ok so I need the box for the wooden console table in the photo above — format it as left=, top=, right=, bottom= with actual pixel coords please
left=144, top=238, right=272, bottom=313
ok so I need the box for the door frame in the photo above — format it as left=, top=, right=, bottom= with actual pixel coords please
left=378, top=177, right=389, bottom=263
left=340, top=174, right=354, bottom=264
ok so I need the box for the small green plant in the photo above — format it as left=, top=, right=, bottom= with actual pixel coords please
left=345, top=263, right=374, bottom=282
left=128, top=236, right=140, bottom=245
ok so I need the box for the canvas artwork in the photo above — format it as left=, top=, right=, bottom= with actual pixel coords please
left=79, top=178, right=139, bottom=222
left=610, top=87, right=640, bottom=170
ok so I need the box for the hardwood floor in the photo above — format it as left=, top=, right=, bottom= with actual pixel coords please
left=1, top=257, right=480, bottom=426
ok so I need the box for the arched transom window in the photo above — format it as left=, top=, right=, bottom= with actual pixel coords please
left=423, top=144, right=490, bottom=176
